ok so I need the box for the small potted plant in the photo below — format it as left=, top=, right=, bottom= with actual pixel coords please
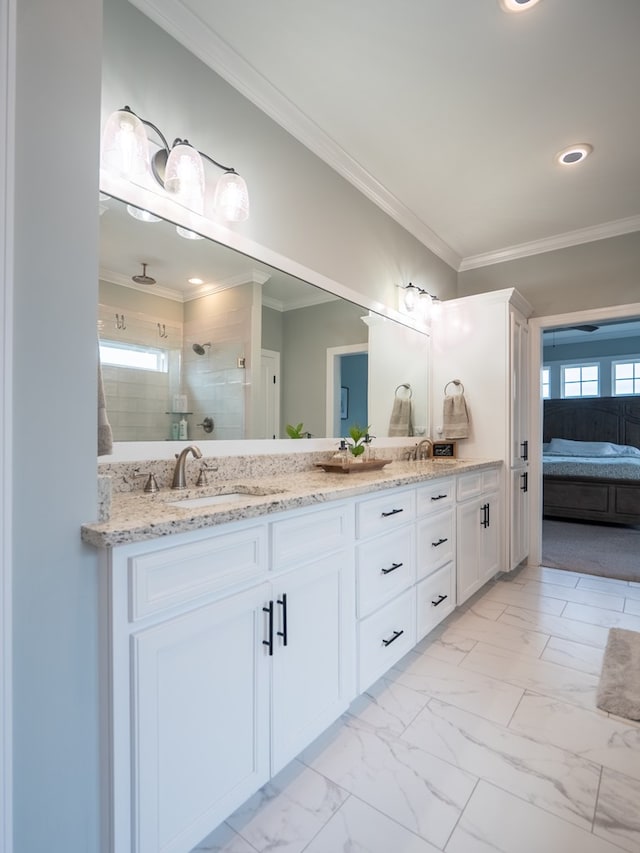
left=286, top=422, right=307, bottom=439
left=345, top=424, right=371, bottom=461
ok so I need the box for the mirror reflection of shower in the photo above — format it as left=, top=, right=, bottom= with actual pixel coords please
left=192, top=342, right=211, bottom=356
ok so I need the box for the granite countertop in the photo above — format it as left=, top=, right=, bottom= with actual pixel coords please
left=82, top=458, right=501, bottom=549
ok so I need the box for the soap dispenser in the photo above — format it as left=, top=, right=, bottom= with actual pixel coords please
left=178, top=417, right=188, bottom=440
left=332, top=438, right=349, bottom=468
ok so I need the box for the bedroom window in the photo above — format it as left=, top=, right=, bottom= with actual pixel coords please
left=562, top=363, right=599, bottom=398
left=542, top=367, right=550, bottom=398
left=613, top=361, right=640, bottom=396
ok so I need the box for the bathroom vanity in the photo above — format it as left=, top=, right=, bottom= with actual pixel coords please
left=85, top=458, right=501, bottom=853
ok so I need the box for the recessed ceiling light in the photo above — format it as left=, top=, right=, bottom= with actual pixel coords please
left=556, top=143, right=593, bottom=166
left=188, top=277, right=204, bottom=285
left=499, top=0, right=542, bottom=12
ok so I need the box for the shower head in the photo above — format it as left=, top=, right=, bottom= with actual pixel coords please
left=192, top=342, right=211, bottom=355
left=131, top=262, right=156, bottom=286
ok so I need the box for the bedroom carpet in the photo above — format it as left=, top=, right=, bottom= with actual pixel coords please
left=542, top=518, right=640, bottom=582
left=596, top=628, right=640, bottom=720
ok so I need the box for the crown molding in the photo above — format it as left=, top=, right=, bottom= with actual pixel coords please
left=128, top=0, right=462, bottom=271
left=459, top=215, right=640, bottom=272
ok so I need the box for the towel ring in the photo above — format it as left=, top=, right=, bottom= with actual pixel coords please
left=395, top=383, right=412, bottom=399
left=444, top=379, right=464, bottom=396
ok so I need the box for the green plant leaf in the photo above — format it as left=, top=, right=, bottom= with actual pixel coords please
left=350, top=444, right=365, bottom=457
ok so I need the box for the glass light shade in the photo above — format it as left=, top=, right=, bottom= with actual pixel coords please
left=126, top=204, right=161, bottom=223
left=176, top=226, right=204, bottom=240
left=402, top=284, right=418, bottom=312
left=213, top=171, right=250, bottom=222
left=164, top=142, right=205, bottom=215
left=101, top=109, right=150, bottom=177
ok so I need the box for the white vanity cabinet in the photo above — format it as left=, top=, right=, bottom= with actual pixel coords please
left=456, top=467, right=501, bottom=605
left=103, top=504, right=355, bottom=853
left=432, top=287, right=532, bottom=573
left=416, top=477, right=456, bottom=639
left=355, top=487, right=417, bottom=692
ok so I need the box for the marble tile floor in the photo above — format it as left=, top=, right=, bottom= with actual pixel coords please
left=193, top=564, right=640, bottom=853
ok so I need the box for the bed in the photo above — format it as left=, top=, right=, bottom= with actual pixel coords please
left=543, top=397, right=640, bottom=524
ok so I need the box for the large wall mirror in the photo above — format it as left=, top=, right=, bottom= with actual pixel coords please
left=99, top=192, right=430, bottom=449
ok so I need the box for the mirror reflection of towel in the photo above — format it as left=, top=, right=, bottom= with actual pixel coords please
left=98, top=357, right=113, bottom=456
left=443, top=393, right=470, bottom=439
left=389, top=397, right=413, bottom=436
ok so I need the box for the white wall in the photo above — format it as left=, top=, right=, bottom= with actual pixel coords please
left=458, top=231, right=640, bottom=316
left=12, top=0, right=102, bottom=851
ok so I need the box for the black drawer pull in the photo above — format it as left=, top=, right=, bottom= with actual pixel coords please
left=276, top=593, right=288, bottom=646
left=431, top=494, right=448, bottom=501
left=262, top=601, right=274, bottom=656
left=381, top=561, right=403, bottom=575
left=382, top=629, right=404, bottom=647
left=520, top=471, right=528, bottom=493
left=431, top=537, right=448, bottom=547
left=381, top=508, right=404, bottom=518
left=432, top=594, right=448, bottom=607
left=520, top=440, right=529, bottom=461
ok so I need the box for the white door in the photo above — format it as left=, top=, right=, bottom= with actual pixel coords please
left=270, top=552, right=354, bottom=774
left=260, top=349, right=280, bottom=439
left=480, top=492, right=501, bottom=583
left=456, top=498, right=481, bottom=605
left=132, top=583, right=270, bottom=853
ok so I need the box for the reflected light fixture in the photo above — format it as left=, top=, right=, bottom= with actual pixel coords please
left=101, top=105, right=250, bottom=222
left=126, top=204, right=161, bottom=223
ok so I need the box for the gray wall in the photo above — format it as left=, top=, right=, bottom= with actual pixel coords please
left=458, top=231, right=640, bottom=317
left=543, top=336, right=640, bottom=398
left=12, top=0, right=102, bottom=850
left=282, top=300, right=368, bottom=438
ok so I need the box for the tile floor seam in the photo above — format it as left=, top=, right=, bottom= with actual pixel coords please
left=442, top=776, right=481, bottom=852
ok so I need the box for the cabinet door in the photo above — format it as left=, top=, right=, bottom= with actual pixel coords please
left=510, top=468, right=529, bottom=569
left=480, top=492, right=501, bottom=584
left=132, top=583, right=270, bottom=853
left=456, top=497, right=481, bottom=605
left=510, top=309, right=530, bottom=467
left=270, top=552, right=355, bottom=774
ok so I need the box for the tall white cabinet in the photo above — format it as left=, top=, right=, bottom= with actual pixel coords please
left=432, top=287, right=532, bottom=572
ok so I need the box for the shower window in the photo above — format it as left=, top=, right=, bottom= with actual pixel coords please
left=99, top=341, right=168, bottom=372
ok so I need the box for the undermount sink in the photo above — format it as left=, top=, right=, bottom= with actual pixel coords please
left=167, top=486, right=284, bottom=509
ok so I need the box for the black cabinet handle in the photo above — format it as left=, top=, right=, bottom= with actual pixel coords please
left=520, top=440, right=529, bottom=461
left=431, top=494, right=448, bottom=502
left=520, top=472, right=528, bottom=493
left=382, top=629, right=404, bottom=647
left=276, top=593, right=288, bottom=646
left=486, top=502, right=490, bottom=527
left=480, top=503, right=488, bottom=528
left=431, top=594, right=448, bottom=607
left=381, top=508, right=403, bottom=518
left=381, top=561, right=403, bottom=575
left=262, top=601, right=274, bottom=656
left=431, top=537, right=448, bottom=548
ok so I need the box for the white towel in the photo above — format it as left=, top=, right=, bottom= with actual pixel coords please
left=98, top=355, right=113, bottom=456
left=388, top=397, right=413, bottom=437
left=443, top=393, right=470, bottom=439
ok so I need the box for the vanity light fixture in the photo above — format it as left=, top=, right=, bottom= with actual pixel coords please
left=556, top=143, right=593, bottom=166
left=126, top=204, right=161, bottom=223
left=176, top=226, right=204, bottom=241
left=399, top=283, right=440, bottom=315
left=499, top=0, right=542, bottom=12
left=101, top=105, right=250, bottom=222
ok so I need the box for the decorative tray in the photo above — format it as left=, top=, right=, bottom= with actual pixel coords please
left=315, top=459, right=393, bottom=474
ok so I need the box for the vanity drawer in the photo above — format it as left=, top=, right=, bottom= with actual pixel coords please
left=271, top=503, right=353, bottom=571
left=356, top=528, right=415, bottom=618
left=457, top=471, right=482, bottom=501
left=358, top=588, right=416, bottom=693
left=416, top=562, right=455, bottom=641
left=417, top=478, right=454, bottom=515
left=356, top=488, right=415, bottom=540
left=417, top=509, right=454, bottom=579
left=129, top=524, right=268, bottom=622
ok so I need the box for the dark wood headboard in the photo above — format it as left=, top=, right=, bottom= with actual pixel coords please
left=543, top=397, right=640, bottom=448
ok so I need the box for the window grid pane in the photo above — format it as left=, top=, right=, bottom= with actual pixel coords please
left=561, top=363, right=599, bottom=398
left=613, top=361, right=640, bottom=396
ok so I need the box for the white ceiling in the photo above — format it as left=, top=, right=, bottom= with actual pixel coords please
left=131, top=0, right=640, bottom=271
